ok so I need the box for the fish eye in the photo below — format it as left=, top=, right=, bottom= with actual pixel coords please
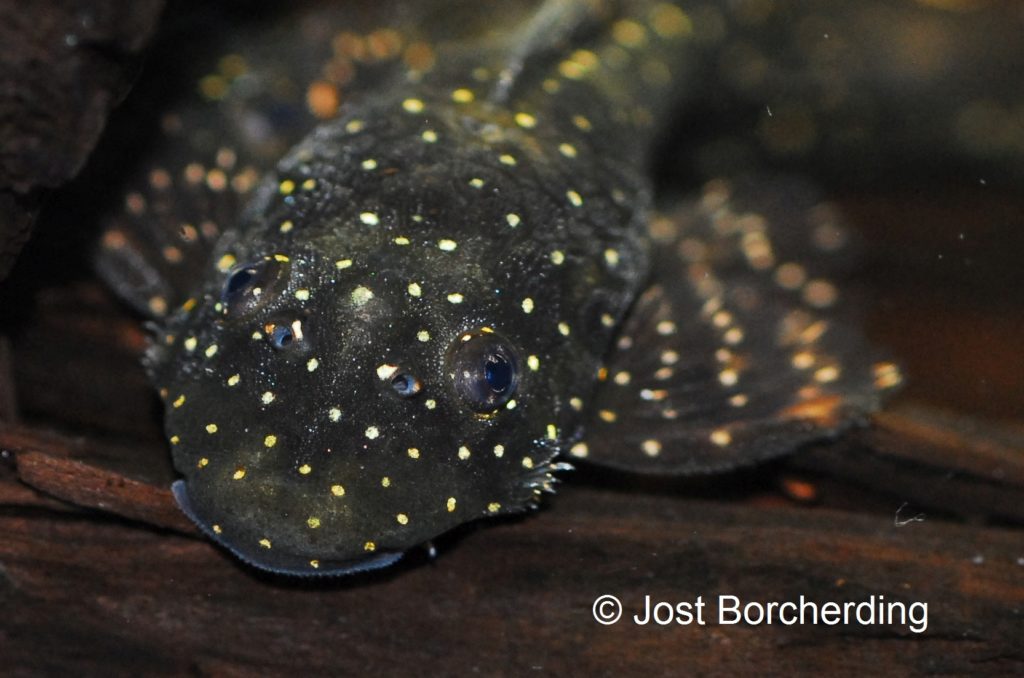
left=449, top=331, right=520, bottom=413
left=221, top=257, right=286, bottom=315
left=390, top=372, right=422, bottom=398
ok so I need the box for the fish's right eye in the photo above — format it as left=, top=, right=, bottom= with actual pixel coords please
left=221, top=258, right=286, bottom=315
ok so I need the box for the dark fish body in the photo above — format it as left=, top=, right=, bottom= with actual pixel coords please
left=98, top=0, right=1008, bottom=574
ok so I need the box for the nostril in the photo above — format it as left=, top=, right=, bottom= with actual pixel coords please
left=391, top=372, right=422, bottom=398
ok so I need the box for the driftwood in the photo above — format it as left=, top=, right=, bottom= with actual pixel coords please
left=1, top=248, right=1023, bottom=675
left=0, top=0, right=165, bottom=280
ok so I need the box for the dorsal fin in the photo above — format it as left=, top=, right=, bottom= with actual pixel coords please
left=489, top=0, right=612, bottom=103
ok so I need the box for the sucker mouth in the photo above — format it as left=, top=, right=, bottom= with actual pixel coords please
left=171, top=480, right=403, bottom=577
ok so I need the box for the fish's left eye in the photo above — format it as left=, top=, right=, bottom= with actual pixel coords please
left=221, top=257, right=287, bottom=316
left=448, top=331, right=521, bottom=413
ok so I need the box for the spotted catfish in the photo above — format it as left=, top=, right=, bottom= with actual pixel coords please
left=98, top=0, right=901, bottom=575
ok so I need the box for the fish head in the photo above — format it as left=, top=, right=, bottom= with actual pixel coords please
left=148, top=101, right=643, bottom=574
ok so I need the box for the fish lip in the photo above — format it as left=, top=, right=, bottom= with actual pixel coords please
left=171, top=480, right=402, bottom=577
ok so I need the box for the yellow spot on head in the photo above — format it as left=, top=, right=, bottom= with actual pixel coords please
left=558, top=322, right=571, bottom=336
left=233, top=467, right=246, bottom=480
left=216, top=254, right=237, bottom=273
left=170, top=435, right=181, bottom=445
left=307, top=516, right=321, bottom=529
left=310, top=560, right=320, bottom=569
left=212, top=524, right=222, bottom=534
left=521, top=298, right=534, bottom=314
left=522, top=457, right=534, bottom=469
left=506, top=213, right=521, bottom=227
left=493, top=444, right=505, bottom=458
left=547, top=424, right=558, bottom=440
left=458, top=446, right=471, bottom=460
left=351, top=286, right=374, bottom=306
left=381, top=477, right=391, bottom=487
left=364, top=541, right=376, bottom=552
left=447, top=497, right=457, bottom=512
left=487, top=502, right=501, bottom=513
left=514, top=112, right=537, bottom=128
left=259, top=538, right=272, bottom=549
left=407, top=447, right=420, bottom=459
left=264, top=435, right=277, bottom=448
left=331, top=484, right=346, bottom=497
left=396, top=513, right=409, bottom=525
left=299, top=464, right=312, bottom=475
left=570, top=442, right=589, bottom=458
left=197, top=457, right=208, bottom=468
left=173, top=395, right=186, bottom=408
left=527, top=355, right=540, bottom=371
left=205, top=423, right=218, bottom=434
